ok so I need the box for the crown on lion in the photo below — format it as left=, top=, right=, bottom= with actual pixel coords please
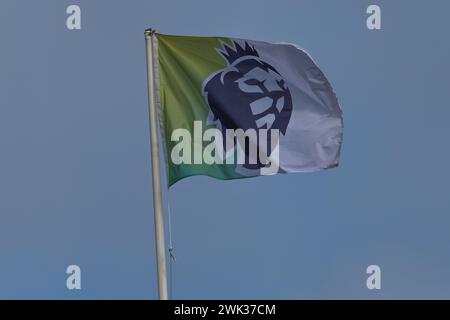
left=218, top=41, right=260, bottom=64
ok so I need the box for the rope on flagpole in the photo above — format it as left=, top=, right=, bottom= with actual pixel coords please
left=167, top=188, right=176, bottom=299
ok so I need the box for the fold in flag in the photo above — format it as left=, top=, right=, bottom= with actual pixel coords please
left=152, top=33, right=343, bottom=186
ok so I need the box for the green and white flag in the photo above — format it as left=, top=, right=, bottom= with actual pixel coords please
left=152, top=33, right=343, bottom=186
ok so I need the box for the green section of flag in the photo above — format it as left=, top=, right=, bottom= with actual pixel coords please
left=157, top=34, right=244, bottom=186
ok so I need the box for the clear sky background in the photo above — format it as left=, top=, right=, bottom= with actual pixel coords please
left=1, top=0, right=450, bottom=299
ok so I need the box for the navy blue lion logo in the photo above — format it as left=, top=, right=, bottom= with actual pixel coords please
left=202, top=40, right=293, bottom=171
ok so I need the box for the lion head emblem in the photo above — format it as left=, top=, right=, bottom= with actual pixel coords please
left=202, top=40, right=293, bottom=171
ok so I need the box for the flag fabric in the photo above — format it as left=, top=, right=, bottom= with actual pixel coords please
left=152, top=33, right=343, bottom=186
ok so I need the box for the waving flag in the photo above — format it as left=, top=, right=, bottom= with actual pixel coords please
left=152, top=33, right=343, bottom=186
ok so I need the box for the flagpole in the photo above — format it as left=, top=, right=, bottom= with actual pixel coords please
left=145, top=28, right=169, bottom=300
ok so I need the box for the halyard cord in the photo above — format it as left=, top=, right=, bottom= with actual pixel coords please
left=167, top=187, right=176, bottom=299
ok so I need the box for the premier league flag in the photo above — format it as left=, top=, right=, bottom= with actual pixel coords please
left=150, top=33, right=343, bottom=186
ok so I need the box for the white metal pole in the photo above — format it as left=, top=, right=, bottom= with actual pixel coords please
left=144, top=28, right=168, bottom=300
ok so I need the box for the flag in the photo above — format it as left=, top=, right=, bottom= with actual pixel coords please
left=152, top=33, right=343, bottom=186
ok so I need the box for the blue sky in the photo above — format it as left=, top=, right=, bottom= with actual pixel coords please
left=1, top=0, right=450, bottom=299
